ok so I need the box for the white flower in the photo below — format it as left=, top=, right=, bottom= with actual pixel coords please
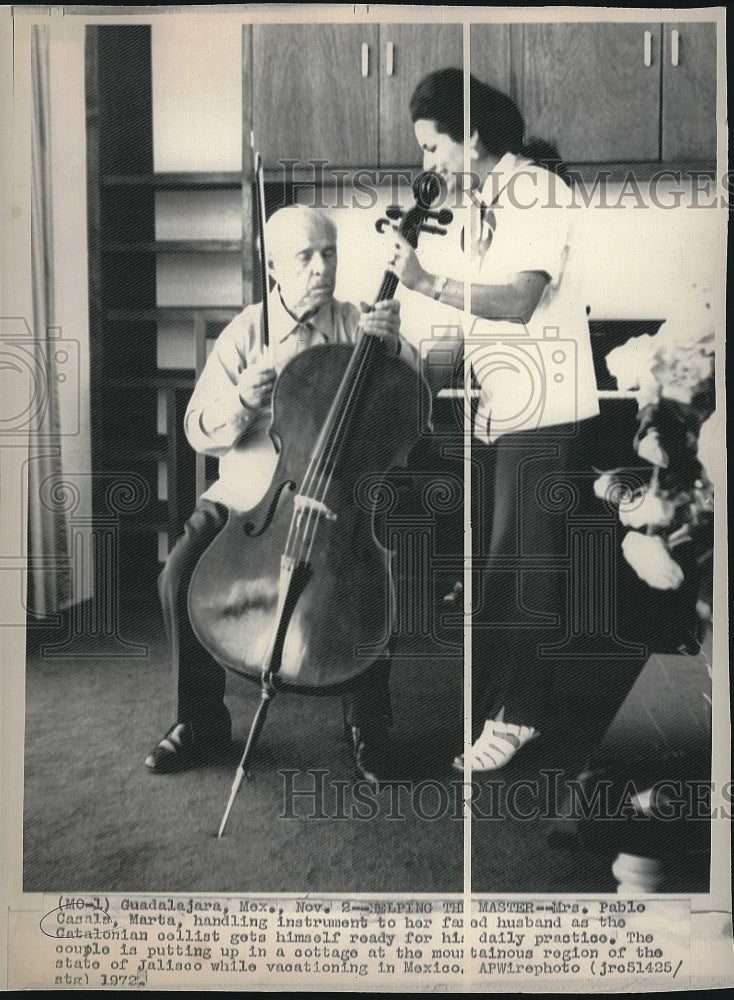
left=654, top=346, right=714, bottom=404
left=697, top=412, right=719, bottom=489
left=622, top=532, right=684, bottom=590
left=605, top=293, right=715, bottom=412
left=593, top=473, right=616, bottom=501
left=605, top=336, right=657, bottom=392
left=636, top=430, right=668, bottom=468
left=618, top=489, right=675, bottom=529
left=654, top=310, right=715, bottom=357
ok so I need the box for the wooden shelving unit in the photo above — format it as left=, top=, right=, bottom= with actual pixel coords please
left=86, top=25, right=247, bottom=595
left=107, top=240, right=244, bottom=254
left=103, top=172, right=243, bottom=188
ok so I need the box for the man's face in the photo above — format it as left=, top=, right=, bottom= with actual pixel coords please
left=269, top=214, right=338, bottom=319
left=414, top=119, right=467, bottom=197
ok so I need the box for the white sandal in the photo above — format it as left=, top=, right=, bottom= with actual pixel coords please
left=452, top=720, right=539, bottom=772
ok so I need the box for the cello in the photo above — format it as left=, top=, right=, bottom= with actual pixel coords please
left=187, top=171, right=451, bottom=834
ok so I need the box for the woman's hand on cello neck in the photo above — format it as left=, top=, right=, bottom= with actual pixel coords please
left=384, top=230, right=433, bottom=298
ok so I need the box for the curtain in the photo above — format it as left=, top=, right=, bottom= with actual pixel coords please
left=26, top=24, right=72, bottom=618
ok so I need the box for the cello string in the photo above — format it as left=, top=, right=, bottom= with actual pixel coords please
left=303, top=194, right=416, bottom=510
left=283, top=343, right=365, bottom=565
left=295, top=328, right=376, bottom=536
left=289, top=363, right=357, bottom=562
left=302, top=331, right=369, bottom=497
left=302, top=326, right=386, bottom=554
left=289, top=333, right=374, bottom=568
left=315, top=251, right=407, bottom=484
left=298, top=220, right=407, bottom=512
left=297, top=348, right=370, bottom=561
left=309, top=329, right=380, bottom=497
left=297, top=336, right=364, bottom=503
left=287, top=188, right=434, bottom=569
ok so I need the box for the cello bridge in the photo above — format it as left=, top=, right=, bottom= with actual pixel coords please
left=294, top=494, right=337, bottom=522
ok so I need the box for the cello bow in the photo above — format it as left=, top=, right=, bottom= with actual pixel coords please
left=213, top=173, right=451, bottom=837
left=251, top=131, right=270, bottom=350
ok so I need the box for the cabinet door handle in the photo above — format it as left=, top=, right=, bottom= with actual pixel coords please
left=671, top=28, right=680, bottom=67
left=643, top=30, right=653, bottom=67
left=361, top=42, right=369, bottom=78
left=385, top=41, right=394, bottom=77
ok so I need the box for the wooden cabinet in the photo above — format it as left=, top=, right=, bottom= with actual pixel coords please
left=252, top=25, right=379, bottom=168
left=662, top=22, right=717, bottom=161
left=379, top=24, right=463, bottom=166
left=515, top=22, right=716, bottom=167
left=518, top=23, right=660, bottom=163
left=251, top=21, right=716, bottom=175
left=468, top=24, right=513, bottom=96
left=252, top=23, right=464, bottom=169
left=378, top=23, right=516, bottom=165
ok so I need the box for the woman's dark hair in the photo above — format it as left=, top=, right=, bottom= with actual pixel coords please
left=410, top=67, right=570, bottom=183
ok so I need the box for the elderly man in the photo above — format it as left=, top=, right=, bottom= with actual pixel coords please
left=146, top=205, right=406, bottom=784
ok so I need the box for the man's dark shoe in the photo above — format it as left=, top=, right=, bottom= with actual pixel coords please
left=145, top=708, right=232, bottom=774
left=346, top=721, right=391, bottom=787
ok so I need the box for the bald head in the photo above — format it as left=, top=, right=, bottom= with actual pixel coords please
left=265, top=206, right=338, bottom=319
left=266, top=206, right=336, bottom=257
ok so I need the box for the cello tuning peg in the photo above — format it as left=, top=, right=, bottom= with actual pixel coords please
left=376, top=206, right=405, bottom=232
left=423, top=207, right=454, bottom=225
left=420, top=224, right=448, bottom=237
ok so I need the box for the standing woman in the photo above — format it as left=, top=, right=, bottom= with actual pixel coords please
left=387, top=67, right=606, bottom=771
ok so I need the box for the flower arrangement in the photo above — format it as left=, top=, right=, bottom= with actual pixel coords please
left=597, top=285, right=715, bottom=598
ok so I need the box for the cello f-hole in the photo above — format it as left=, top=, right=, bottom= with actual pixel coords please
left=242, top=479, right=297, bottom=538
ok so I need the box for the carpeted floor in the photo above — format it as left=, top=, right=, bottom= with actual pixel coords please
left=23, top=577, right=713, bottom=897
left=24, top=588, right=467, bottom=895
